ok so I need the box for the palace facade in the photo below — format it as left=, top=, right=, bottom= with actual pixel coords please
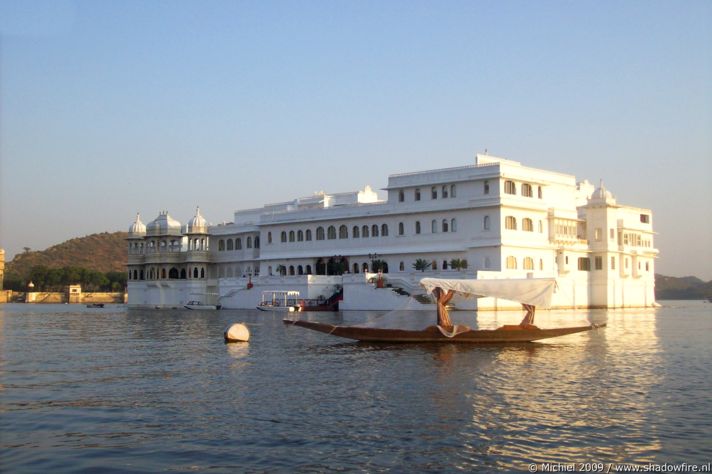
left=127, top=154, right=658, bottom=309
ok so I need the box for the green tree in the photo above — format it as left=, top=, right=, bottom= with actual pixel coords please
left=412, top=258, right=432, bottom=272
left=449, top=258, right=468, bottom=271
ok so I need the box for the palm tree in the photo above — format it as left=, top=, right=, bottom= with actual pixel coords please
left=449, top=258, right=468, bottom=271
left=412, top=258, right=432, bottom=272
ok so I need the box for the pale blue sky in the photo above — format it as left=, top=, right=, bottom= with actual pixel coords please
left=1, top=0, right=710, bottom=279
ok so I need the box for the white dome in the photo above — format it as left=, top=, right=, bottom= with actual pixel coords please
left=146, top=211, right=182, bottom=236
left=589, top=181, right=616, bottom=205
left=128, top=213, right=146, bottom=236
left=185, top=207, right=208, bottom=234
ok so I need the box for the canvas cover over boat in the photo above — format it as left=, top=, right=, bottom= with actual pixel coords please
left=420, top=277, right=556, bottom=308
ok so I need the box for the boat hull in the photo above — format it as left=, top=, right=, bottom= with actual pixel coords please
left=285, top=319, right=603, bottom=343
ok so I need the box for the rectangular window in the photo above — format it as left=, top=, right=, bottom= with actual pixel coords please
left=415, top=188, right=421, bottom=201
left=431, top=186, right=437, bottom=199
left=610, top=229, right=615, bottom=240
left=484, top=180, right=490, bottom=195
left=578, top=257, right=591, bottom=271
left=640, top=214, right=650, bottom=223
left=611, top=256, right=616, bottom=270
left=595, top=256, right=603, bottom=270
left=594, top=228, right=602, bottom=241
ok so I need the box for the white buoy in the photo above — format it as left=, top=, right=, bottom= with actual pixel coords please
left=224, top=323, right=250, bottom=343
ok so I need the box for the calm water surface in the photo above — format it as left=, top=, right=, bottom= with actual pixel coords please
left=1, top=302, right=711, bottom=472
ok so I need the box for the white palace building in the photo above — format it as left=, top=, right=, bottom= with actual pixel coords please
left=126, top=154, right=658, bottom=310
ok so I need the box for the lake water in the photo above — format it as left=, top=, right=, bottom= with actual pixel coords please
left=1, top=301, right=711, bottom=472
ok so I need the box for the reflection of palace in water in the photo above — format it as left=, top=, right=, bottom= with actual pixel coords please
left=126, top=154, right=658, bottom=310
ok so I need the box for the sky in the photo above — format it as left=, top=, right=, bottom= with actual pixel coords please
left=0, top=0, right=710, bottom=279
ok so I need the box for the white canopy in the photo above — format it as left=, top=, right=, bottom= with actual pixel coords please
left=420, top=277, right=556, bottom=308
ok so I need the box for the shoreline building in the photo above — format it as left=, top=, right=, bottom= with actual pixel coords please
left=127, top=154, right=658, bottom=310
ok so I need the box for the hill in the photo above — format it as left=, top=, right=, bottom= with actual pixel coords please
left=655, top=274, right=712, bottom=300
left=5, top=232, right=128, bottom=281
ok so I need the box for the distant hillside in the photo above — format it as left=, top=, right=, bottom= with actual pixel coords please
left=6, top=232, right=128, bottom=280
left=655, top=274, right=712, bottom=300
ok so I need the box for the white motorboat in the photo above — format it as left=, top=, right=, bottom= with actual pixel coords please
left=184, top=300, right=220, bottom=310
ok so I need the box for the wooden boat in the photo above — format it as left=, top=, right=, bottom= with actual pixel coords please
left=285, top=277, right=605, bottom=343
left=284, top=319, right=603, bottom=343
left=86, top=303, right=105, bottom=308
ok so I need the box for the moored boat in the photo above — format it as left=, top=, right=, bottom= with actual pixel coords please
left=184, top=300, right=220, bottom=310
left=257, top=290, right=301, bottom=312
left=86, top=303, right=105, bottom=308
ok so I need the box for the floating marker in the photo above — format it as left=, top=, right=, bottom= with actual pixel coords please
left=224, top=323, right=250, bottom=342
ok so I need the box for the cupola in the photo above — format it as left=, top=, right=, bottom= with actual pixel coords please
left=146, top=211, right=182, bottom=236
left=128, top=213, right=146, bottom=237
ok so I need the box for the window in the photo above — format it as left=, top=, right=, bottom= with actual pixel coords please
left=247, top=236, right=252, bottom=248
left=218, top=239, right=225, bottom=251
left=538, top=186, right=543, bottom=199
left=398, top=190, right=404, bottom=202
left=505, top=216, right=517, bottom=230
left=316, top=227, right=325, bottom=240
left=352, top=226, right=360, bottom=238
left=594, top=228, right=602, bottom=241
left=398, top=222, right=404, bottom=235
left=450, top=185, right=456, bottom=198
left=415, top=221, right=421, bottom=234
left=431, top=220, right=438, bottom=233
left=297, top=230, right=304, bottom=242
left=610, top=228, right=615, bottom=240
left=399, top=261, right=405, bottom=271
left=451, top=219, right=457, bottom=232
left=523, top=218, right=533, bottom=232
left=254, top=237, right=260, bottom=248
left=484, top=180, right=490, bottom=194
left=327, top=226, right=336, bottom=240
left=305, top=229, right=312, bottom=241
left=522, top=183, right=533, bottom=197
left=289, top=230, right=295, bottom=242
left=506, top=256, right=517, bottom=269
left=268, top=232, right=272, bottom=244
left=227, top=239, right=234, bottom=251
left=236, top=238, right=242, bottom=249
left=504, top=180, right=516, bottom=195
left=431, top=186, right=437, bottom=199
left=442, top=219, right=449, bottom=232
left=595, top=256, right=603, bottom=270
left=306, top=265, right=312, bottom=274
left=432, top=260, right=437, bottom=270
left=381, top=224, right=388, bottom=236
left=611, top=256, right=616, bottom=270
left=484, top=215, right=490, bottom=231
left=538, top=221, right=543, bottom=233
left=442, top=185, right=448, bottom=198
left=524, top=257, right=534, bottom=270
left=415, top=188, right=421, bottom=201
left=371, top=224, right=379, bottom=237
left=353, top=263, right=359, bottom=274
left=362, top=225, right=369, bottom=238
left=281, top=231, right=287, bottom=243
left=578, top=258, right=591, bottom=271
left=640, top=214, right=650, bottom=223
left=442, top=260, right=448, bottom=270
left=339, top=225, right=348, bottom=239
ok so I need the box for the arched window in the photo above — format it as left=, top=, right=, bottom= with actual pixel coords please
left=381, top=224, right=388, bottom=236
left=327, top=226, right=336, bottom=240
left=255, top=236, right=260, bottom=248
left=362, top=262, right=369, bottom=272
left=352, top=226, right=360, bottom=238
left=431, top=220, right=438, bottom=233
left=506, top=256, right=517, bottom=269
left=289, top=231, right=295, bottom=242
left=442, top=260, right=448, bottom=270
left=306, top=265, right=312, bottom=275
left=297, top=230, right=304, bottom=242
left=415, top=188, right=421, bottom=201
left=353, top=263, right=359, bottom=273
left=398, top=190, right=404, bottom=202
left=298, top=265, right=304, bottom=275
left=372, top=225, right=379, bottom=237
left=281, top=231, right=287, bottom=243
left=236, top=238, right=242, bottom=249
left=306, top=229, right=312, bottom=241
left=227, top=239, right=234, bottom=251
left=522, top=183, right=533, bottom=197
left=362, top=225, right=369, bottom=238
left=442, top=185, right=448, bottom=198
left=169, top=267, right=179, bottom=279
left=268, top=232, right=272, bottom=244
left=247, top=237, right=252, bottom=248
left=484, top=215, right=490, bottom=231
left=180, top=269, right=186, bottom=279
left=316, top=227, right=325, bottom=240
left=504, top=180, right=516, bottom=195
left=415, top=221, right=421, bottom=234
left=523, top=218, right=533, bottom=232
left=484, top=180, right=490, bottom=194
left=133, top=269, right=138, bottom=280
left=431, top=186, right=438, bottom=199
left=201, top=268, right=205, bottom=278
left=193, top=267, right=199, bottom=278
left=399, top=261, right=405, bottom=271
left=442, top=219, right=449, bottom=232
left=450, top=185, right=456, bottom=198
left=524, top=257, right=534, bottom=270
left=432, top=260, right=437, bottom=270
left=289, top=266, right=295, bottom=276
left=218, top=239, right=225, bottom=251
left=505, top=216, right=517, bottom=230
left=140, top=270, right=144, bottom=280
left=451, top=219, right=457, bottom=232
left=398, top=222, right=404, bottom=235
left=339, top=225, right=348, bottom=239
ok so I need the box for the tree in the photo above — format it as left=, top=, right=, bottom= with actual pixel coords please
left=371, top=259, right=387, bottom=273
left=412, top=258, right=432, bottom=272
left=449, top=258, right=468, bottom=271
